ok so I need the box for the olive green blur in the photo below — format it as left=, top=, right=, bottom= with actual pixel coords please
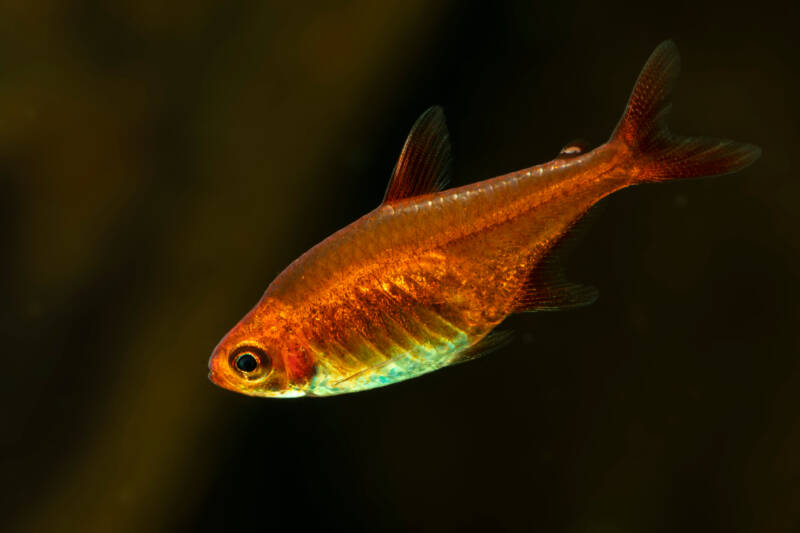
left=2, top=1, right=796, bottom=532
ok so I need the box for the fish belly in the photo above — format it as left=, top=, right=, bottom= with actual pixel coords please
left=303, top=247, right=508, bottom=395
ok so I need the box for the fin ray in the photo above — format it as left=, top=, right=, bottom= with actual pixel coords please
left=512, top=206, right=601, bottom=313
left=383, top=106, right=453, bottom=203
left=611, top=40, right=761, bottom=182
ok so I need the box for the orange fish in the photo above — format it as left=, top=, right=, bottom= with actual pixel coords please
left=209, top=41, right=760, bottom=397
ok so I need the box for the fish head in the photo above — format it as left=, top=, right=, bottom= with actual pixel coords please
left=208, top=299, right=313, bottom=398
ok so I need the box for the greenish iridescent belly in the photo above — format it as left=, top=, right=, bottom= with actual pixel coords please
left=307, top=328, right=473, bottom=396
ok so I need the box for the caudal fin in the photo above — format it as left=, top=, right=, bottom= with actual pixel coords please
left=610, top=40, right=761, bottom=182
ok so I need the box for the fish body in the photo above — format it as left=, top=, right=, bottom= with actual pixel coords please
left=208, top=41, right=760, bottom=397
left=265, top=145, right=617, bottom=395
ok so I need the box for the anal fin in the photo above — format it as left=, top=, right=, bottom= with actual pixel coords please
left=513, top=273, right=598, bottom=312
left=513, top=206, right=601, bottom=313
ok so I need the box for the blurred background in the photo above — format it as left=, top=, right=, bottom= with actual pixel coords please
left=2, top=1, right=797, bottom=532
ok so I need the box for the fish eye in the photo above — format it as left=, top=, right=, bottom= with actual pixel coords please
left=230, top=346, right=271, bottom=378
left=235, top=352, right=258, bottom=372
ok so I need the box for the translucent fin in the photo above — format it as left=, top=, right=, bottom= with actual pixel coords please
left=383, top=106, right=453, bottom=203
left=514, top=271, right=598, bottom=312
left=610, top=40, right=761, bottom=182
left=450, top=330, right=514, bottom=365
left=512, top=208, right=601, bottom=313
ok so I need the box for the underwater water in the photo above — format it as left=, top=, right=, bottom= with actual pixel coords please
left=2, top=1, right=798, bottom=532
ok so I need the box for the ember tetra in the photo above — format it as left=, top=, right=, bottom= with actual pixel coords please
left=208, top=41, right=760, bottom=397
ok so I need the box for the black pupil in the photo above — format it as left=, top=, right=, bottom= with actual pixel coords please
left=236, top=352, right=258, bottom=372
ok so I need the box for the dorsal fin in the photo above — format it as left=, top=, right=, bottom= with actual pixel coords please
left=557, top=138, right=589, bottom=159
left=383, top=106, right=453, bottom=203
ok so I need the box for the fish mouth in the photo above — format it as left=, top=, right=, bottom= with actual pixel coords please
left=207, top=368, right=231, bottom=390
left=207, top=353, right=234, bottom=390
left=208, top=369, right=254, bottom=395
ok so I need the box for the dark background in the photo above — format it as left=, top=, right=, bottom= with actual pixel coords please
left=2, top=1, right=797, bottom=532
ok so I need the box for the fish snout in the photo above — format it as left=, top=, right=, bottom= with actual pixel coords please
left=207, top=347, right=231, bottom=388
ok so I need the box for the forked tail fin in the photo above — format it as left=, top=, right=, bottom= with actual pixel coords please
left=610, top=40, right=761, bottom=182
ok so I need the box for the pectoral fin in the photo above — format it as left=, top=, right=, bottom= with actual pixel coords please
left=450, top=330, right=514, bottom=365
